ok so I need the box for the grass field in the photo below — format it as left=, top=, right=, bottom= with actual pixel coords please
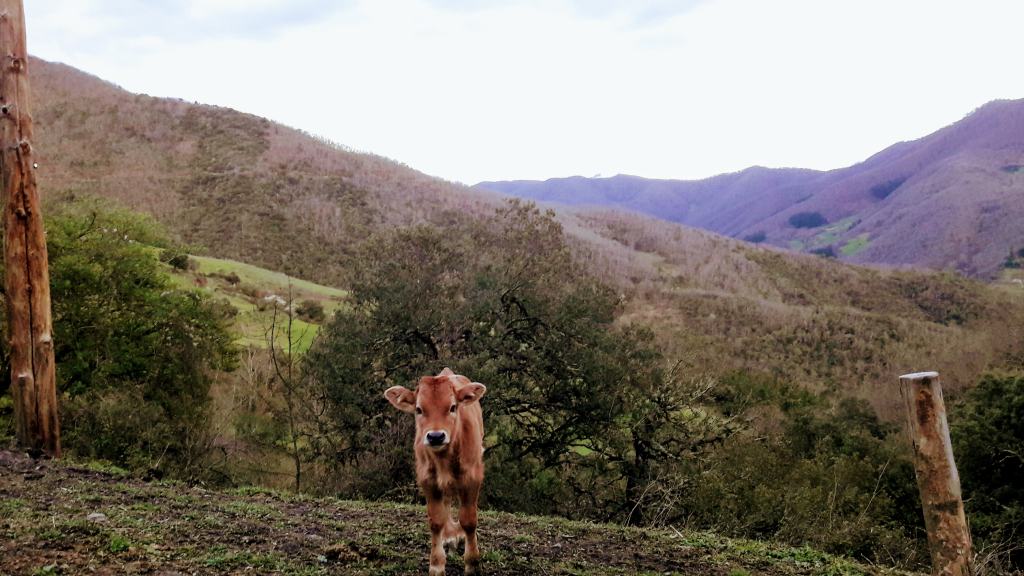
left=840, top=234, right=871, bottom=257
left=810, top=217, right=859, bottom=248
left=996, top=267, right=1024, bottom=295
left=162, top=253, right=347, bottom=353
left=0, top=451, right=917, bottom=576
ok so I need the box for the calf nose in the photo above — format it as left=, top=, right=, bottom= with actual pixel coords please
left=425, top=431, right=447, bottom=446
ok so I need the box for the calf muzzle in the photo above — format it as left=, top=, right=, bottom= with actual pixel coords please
left=424, top=430, right=448, bottom=448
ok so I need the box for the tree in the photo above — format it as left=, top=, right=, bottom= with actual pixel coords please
left=304, top=200, right=696, bottom=519
left=264, top=287, right=326, bottom=492
left=788, top=212, right=828, bottom=229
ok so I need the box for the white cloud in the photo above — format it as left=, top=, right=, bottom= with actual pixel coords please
left=22, top=0, right=1024, bottom=184
left=184, top=0, right=300, bottom=20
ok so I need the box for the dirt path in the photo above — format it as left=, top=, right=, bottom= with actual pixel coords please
left=0, top=451, right=910, bottom=575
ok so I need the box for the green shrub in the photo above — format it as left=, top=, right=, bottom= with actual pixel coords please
left=870, top=178, right=907, bottom=200
left=788, top=212, right=828, bottom=229
left=952, top=373, right=1024, bottom=571
left=810, top=246, right=836, bottom=258
left=159, top=248, right=192, bottom=270
left=674, top=378, right=925, bottom=568
left=743, top=231, right=767, bottom=244
left=2, top=198, right=238, bottom=477
left=294, top=299, right=326, bottom=323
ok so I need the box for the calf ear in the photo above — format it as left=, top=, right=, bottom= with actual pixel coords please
left=384, top=386, right=417, bottom=413
left=456, top=382, right=487, bottom=403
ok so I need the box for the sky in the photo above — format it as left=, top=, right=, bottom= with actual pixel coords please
left=26, top=0, right=1024, bottom=185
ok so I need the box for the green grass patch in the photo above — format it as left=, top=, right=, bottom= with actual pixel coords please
left=812, top=217, right=860, bottom=248
left=108, top=533, right=133, bottom=553
left=840, top=234, right=871, bottom=257
left=67, top=458, right=131, bottom=477
left=788, top=239, right=806, bottom=251
left=149, top=249, right=350, bottom=353
left=191, top=255, right=346, bottom=300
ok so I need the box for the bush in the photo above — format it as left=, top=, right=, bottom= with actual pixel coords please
left=788, top=212, right=828, bottom=229
left=743, top=231, right=767, bottom=244
left=676, top=379, right=925, bottom=568
left=952, top=373, right=1024, bottom=571
left=810, top=246, right=836, bottom=258
left=2, top=198, right=237, bottom=477
left=1006, top=248, right=1024, bottom=269
left=870, top=178, right=907, bottom=200
left=295, top=299, right=326, bottom=323
left=159, top=248, right=193, bottom=270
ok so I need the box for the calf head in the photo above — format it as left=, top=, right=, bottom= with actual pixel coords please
left=385, top=367, right=486, bottom=451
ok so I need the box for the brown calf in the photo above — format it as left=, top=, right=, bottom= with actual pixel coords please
left=385, top=368, right=487, bottom=576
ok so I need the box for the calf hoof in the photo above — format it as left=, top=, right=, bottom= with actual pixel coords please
left=428, top=566, right=445, bottom=576
left=464, top=556, right=481, bottom=575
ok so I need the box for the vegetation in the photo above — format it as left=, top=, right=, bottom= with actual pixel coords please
left=840, top=234, right=871, bottom=257
left=8, top=59, right=1024, bottom=572
left=304, top=202, right=713, bottom=522
left=3, top=195, right=1021, bottom=573
left=788, top=212, right=828, bottom=229
left=810, top=246, right=836, bottom=258
left=951, top=372, right=1024, bottom=571
left=2, top=199, right=237, bottom=476
left=743, top=231, right=767, bottom=243
left=1003, top=247, right=1023, bottom=269
left=870, top=178, right=907, bottom=200
left=674, top=375, right=924, bottom=566
left=0, top=450, right=913, bottom=576
left=158, top=248, right=193, bottom=271
left=809, top=217, right=858, bottom=249
left=49, top=204, right=238, bottom=475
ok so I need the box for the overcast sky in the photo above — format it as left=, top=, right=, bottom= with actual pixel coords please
left=26, top=0, right=1024, bottom=185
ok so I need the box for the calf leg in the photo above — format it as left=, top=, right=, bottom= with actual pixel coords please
left=459, top=485, right=481, bottom=575
left=426, top=493, right=449, bottom=576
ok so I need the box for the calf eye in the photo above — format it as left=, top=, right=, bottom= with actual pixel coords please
left=449, top=405, right=457, bottom=414
left=415, top=407, right=422, bottom=415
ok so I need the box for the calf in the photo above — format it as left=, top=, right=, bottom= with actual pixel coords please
left=385, top=368, right=487, bottom=576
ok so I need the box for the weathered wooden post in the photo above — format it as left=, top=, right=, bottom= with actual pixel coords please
left=898, top=372, right=971, bottom=576
left=0, top=0, right=60, bottom=457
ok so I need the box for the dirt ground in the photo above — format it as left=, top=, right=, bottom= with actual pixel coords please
left=0, top=450, right=911, bottom=575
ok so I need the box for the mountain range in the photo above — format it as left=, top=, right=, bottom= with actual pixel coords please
left=26, top=57, right=1024, bottom=416
left=478, top=100, right=1024, bottom=278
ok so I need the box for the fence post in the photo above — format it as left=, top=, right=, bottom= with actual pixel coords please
left=898, top=371, right=971, bottom=576
left=0, top=0, right=60, bottom=457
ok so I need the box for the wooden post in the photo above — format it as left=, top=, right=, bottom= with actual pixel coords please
left=0, top=0, right=60, bottom=457
left=898, top=372, right=970, bottom=576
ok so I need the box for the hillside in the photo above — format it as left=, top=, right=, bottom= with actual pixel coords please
left=0, top=450, right=914, bottom=576
left=27, top=56, right=1024, bottom=417
left=165, top=253, right=347, bottom=352
left=31, top=58, right=504, bottom=287
left=478, top=99, right=1024, bottom=278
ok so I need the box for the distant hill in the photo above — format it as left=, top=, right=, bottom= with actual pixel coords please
left=478, top=100, right=1024, bottom=278
left=28, top=57, right=1024, bottom=416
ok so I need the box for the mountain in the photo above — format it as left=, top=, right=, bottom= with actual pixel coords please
left=27, top=57, right=1024, bottom=417
left=478, top=100, right=1024, bottom=278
